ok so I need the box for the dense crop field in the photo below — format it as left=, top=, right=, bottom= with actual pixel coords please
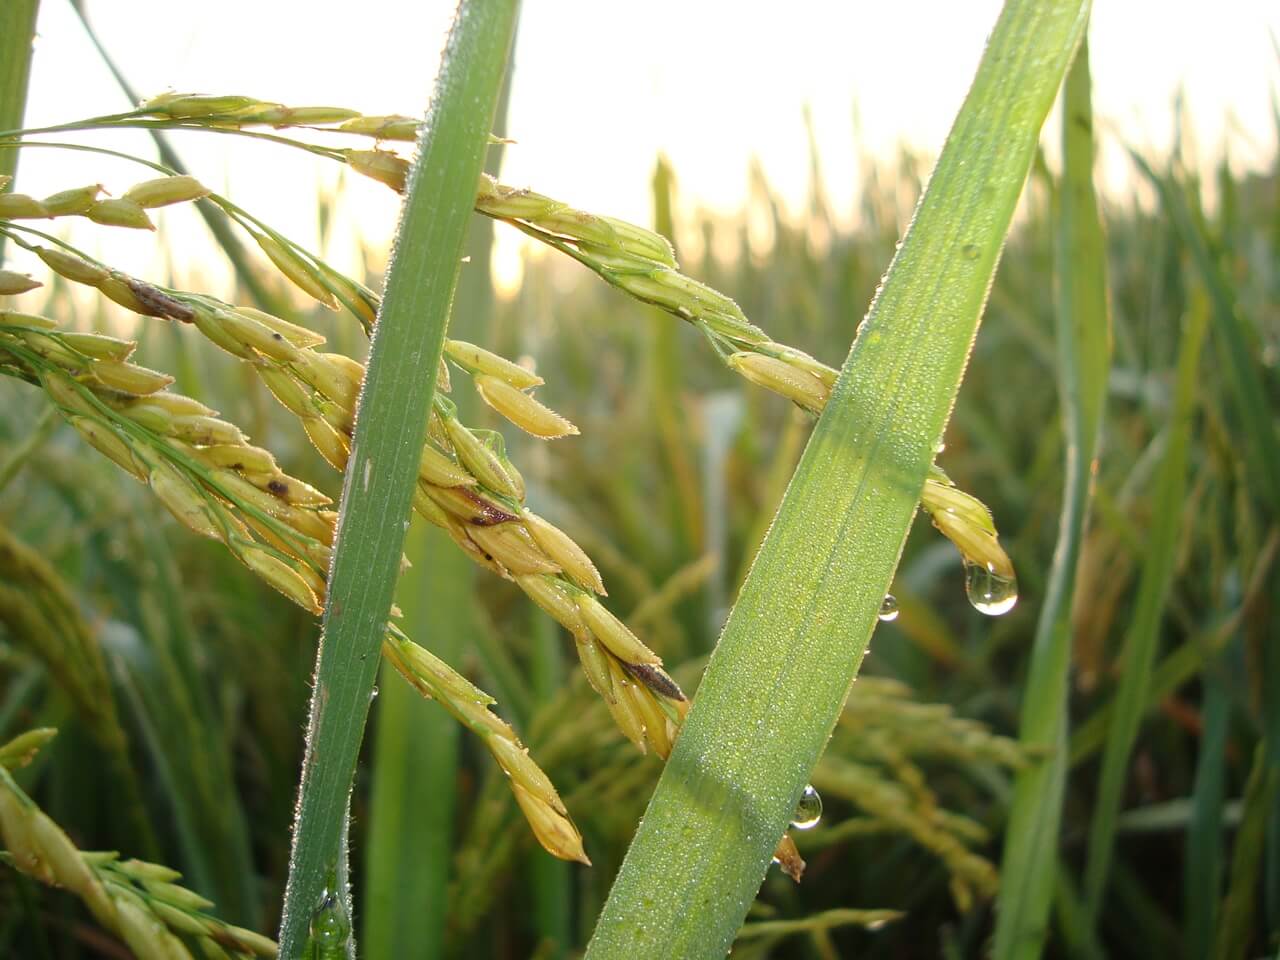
left=1, top=2, right=1277, bottom=957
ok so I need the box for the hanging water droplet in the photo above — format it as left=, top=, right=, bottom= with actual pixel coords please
left=308, top=884, right=351, bottom=957
left=878, top=594, right=899, bottom=622
left=790, top=784, right=822, bottom=830
left=964, top=561, right=1018, bottom=616
left=369, top=685, right=379, bottom=701
left=961, top=243, right=980, bottom=260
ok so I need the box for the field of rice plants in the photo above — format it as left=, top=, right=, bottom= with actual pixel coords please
left=1, top=1, right=1278, bottom=957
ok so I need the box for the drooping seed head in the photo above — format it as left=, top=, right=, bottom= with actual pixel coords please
left=516, top=574, right=590, bottom=636
left=235, top=542, right=323, bottom=614
left=338, top=114, right=420, bottom=141
left=249, top=105, right=361, bottom=127
left=0, top=193, right=50, bottom=218
left=111, top=886, right=190, bottom=959
left=418, top=441, right=475, bottom=488
left=140, top=92, right=264, bottom=118
left=344, top=149, right=409, bottom=193
left=40, top=184, right=104, bottom=216
left=522, top=511, right=604, bottom=594
left=473, top=375, right=578, bottom=439
left=122, top=175, right=212, bottom=209
left=235, top=306, right=326, bottom=348
left=68, top=416, right=148, bottom=481
left=442, top=417, right=521, bottom=500
left=218, top=309, right=301, bottom=362
left=86, top=198, right=155, bottom=231
left=253, top=233, right=338, bottom=310
left=602, top=660, right=648, bottom=752
left=148, top=461, right=225, bottom=541
left=290, top=351, right=365, bottom=411
left=509, top=783, right=589, bottom=865
left=255, top=363, right=318, bottom=418
left=60, top=332, right=136, bottom=362
left=573, top=634, right=616, bottom=703
left=116, top=391, right=216, bottom=418
left=89, top=359, right=175, bottom=395
left=0, top=311, right=56, bottom=330
left=190, top=442, right=277, bottom=475
left=444, top=339, right=543, bottom=389
left=0, top=271, right=41, bottom=296
left=96, top=276, right=149, bottom=314
left=33, top=246, right=110, bottom=285
left=488, top=736, right=567, bottom=815
left=574, top=594, right=661, bottom=666
left=726, top=351, right=830, bottom=413
left=466, top=522, right=560, bottom=576
left=423, top=483, right=517, bottom=527
left=302, top=417, right=351, bottom=471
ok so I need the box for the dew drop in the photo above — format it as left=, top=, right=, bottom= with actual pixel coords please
left=964, top=561, right=1018, bottom=616
left=369, top=685, right=379, bottom=701
left=961, top=243, right=980, bottom=259
left=878, top=594, right=899, bottom=622
left=308, top=883, right=351, bottom=956
left=790, top=784, right=822, bottom=830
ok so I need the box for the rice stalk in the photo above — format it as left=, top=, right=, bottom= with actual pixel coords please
left=0, top=525, right=156, bottom=857
left=0, top=730, right=277, bottom=959
left=1080, top=295, right=1207, bottom=922
left=993, top=39, right=1111, bottom=958
left=0, top=312, right=581, bottom=870
left=2, top=104, right=1018, bottom=603
left=0, top=0, right=36, bottom=264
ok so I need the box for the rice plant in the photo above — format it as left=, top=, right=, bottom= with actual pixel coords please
left=1, top=0, right=1276, bottom=957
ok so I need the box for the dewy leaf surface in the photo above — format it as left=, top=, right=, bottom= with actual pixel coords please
left=585, top=2, right=1090, bottom=957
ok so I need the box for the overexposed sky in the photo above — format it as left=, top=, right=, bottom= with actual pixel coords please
left=9, top=1, right=1280, bottom=294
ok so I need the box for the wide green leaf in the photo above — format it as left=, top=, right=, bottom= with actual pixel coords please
left=585, top=3, right=1089, bottom=957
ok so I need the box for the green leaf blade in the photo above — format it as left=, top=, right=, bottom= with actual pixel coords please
left=276, top=3, right=520, bottom=956
left=993, top=37, right=1112, bottom=959
left=585, top=3, right=1089, bottom=957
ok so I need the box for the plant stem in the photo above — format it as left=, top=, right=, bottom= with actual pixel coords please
left=992, top=38, right=1110, bottom=959
left=0, top=0, right=39, bottom=263
left=584, top=2, right=1088, bottom=957
left=275, top=3, right=519, bottom=956
left=1080, top=284, right=1206, bottom=925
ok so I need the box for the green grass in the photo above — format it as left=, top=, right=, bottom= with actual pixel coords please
left=586, top=3, right=1087, bottom=956
left=1, top=1, right=1278, bottom=957
left=276, top=4, right=520, bottom=955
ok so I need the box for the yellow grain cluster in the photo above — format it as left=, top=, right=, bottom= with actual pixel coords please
left=0, top=732, right=278, bottom=959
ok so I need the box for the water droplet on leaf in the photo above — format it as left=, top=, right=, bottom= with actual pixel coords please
left=308, top=884, right=351, bottom=957
left=791, top=784, right=822, bottom=830
left=878, top=594, right=899, bottom=622
left=964, top=561, right=1017, bottom=616
left=961, top=243, right=980, bottom=259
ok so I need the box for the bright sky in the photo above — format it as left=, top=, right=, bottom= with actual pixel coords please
left=11, top=1, right=1280, bottom=296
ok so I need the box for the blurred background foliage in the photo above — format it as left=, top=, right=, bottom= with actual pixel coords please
left=1, top=79, right=1278, bottom=957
